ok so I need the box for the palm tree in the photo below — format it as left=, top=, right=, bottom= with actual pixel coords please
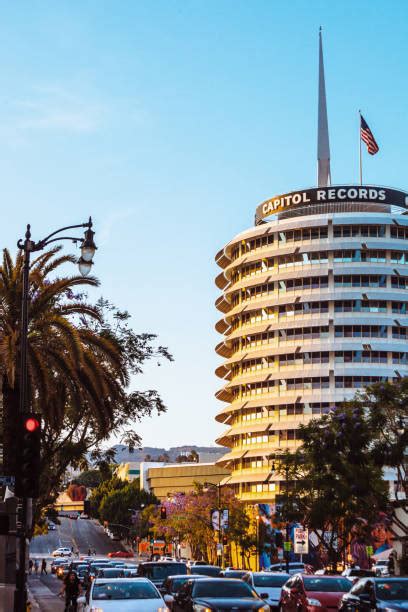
left=0, top=247, right=125, bottom=474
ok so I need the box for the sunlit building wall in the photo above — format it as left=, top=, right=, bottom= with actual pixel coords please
left=215, top=191, right=408, bottom=505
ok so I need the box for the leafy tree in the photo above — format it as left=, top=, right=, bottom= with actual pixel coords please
left=99, top=481, right=158, bottom=528
left=276, top=404, right=388, bottom=568
left=0, top=246, right=172, bottom=522
left=149, top=486, right=250, bottom=564
left=89, top=477, right=127, bottom=520
left=346, top=379, right=408, bottom=501
left=74, top=469, right=105, bottom=489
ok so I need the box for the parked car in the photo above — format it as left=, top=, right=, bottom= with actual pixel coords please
left=79, top=512, right=89, bottom=519
left=78, top=577, right=168, bottom=611
left=137, top=561, right=188, bottom=588
left=47, top=522, right=56, bottom=531
left=243, top=571, right=290, bottom=610
left=160, top=574, right=208, bottom=610
left=269, top=562, right=306, bottom=574
left=190, top=564, right=222, bottom=577
left=339, top=577, right=408, bottom=611
left=52, top=547, right=72, bottom=557
left=279, top=574, right=353, bottom=611
left=107, top=550, right=134, bottom=558
left=172, top=577, right=270, bottom=611
left=372, top=560, right=390, bottom=577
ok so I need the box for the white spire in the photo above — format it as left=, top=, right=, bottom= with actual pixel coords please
left=317, top=27, right=331, bottom=186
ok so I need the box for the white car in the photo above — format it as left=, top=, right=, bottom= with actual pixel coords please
left=243, top=571, right=290, bottom=610
left=78, top=577, right=169, bottom=611
left=52, top=547, right=72, bottom=557
left=47, top=522, right=56, bottom=531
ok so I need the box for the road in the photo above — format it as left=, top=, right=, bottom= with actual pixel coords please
left=30, top=516, right=126, bottom=557
left=28, top=516, right=128, bottom=610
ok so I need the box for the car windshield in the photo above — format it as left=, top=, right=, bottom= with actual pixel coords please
left=169, top=577, right=190, bottom=592
left=193, top=581, right=255, bottom=598
left=303, top=577, right=352, bottom=592
left=191, top=566, right=221, bottom=576
left=139, top=564, right=187, bottom=579
left=93, top=581, right=160, bottom=600
left=376, top=580, right=408, bottom=601
left=254, top=575, right=289, bottom=587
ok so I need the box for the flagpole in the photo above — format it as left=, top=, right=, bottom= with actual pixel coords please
left=359, top=109, right=362, bottom=185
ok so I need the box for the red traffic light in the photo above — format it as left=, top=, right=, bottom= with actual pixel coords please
left=24, top=417, right=40, bottom=432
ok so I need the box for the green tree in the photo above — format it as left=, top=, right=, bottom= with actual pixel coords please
left=99, top=481, right=158, bottom=529
left=89, top=476, right=127, bottom=519
left=74, top=469, right=105, bottom=489
left=0, top=247, right=172, bottom=521
left=277, top=404, right=388, bottom=568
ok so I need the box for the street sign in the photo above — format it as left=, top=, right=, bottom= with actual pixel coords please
left=0, top=477, right=15, bottom=487
left=284, top=541, right=291, bottom=551
left=294, top=527, right=309, bottom=554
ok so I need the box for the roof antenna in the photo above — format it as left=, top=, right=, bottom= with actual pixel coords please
left=317, top=27, right=331, bottom=187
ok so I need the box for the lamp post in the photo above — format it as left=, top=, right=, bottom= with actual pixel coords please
left=270, top=457, right=290, bottom=573
left=204, top=481, right=224, bottom=567
left=14, top=218, right=96, bottom=612
left=255, top=514, right=260, bottom=571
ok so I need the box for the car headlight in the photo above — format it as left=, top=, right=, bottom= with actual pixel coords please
left=193, top=605, right=213, bottom=612
left=260, top=606, right=270, bottom=612
left=307, top=598, right=322, bottom=607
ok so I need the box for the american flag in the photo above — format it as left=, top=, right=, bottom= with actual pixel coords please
left=360, top=114, right=379, bottom=155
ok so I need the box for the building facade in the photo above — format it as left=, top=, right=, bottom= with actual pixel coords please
left=215, top=186, right=408, bottom=505
left=143, top=462, right=230, bottom=500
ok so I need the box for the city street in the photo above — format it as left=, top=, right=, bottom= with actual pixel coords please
left=28, top=517, right=128, bottom=610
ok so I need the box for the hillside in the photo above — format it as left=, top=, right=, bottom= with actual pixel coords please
left=111, top=445, right=228, bottom=464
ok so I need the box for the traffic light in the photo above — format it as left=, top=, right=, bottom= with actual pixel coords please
left=15, top=414, right=41, bottom=498
left=160, top=506, right=167, bottom=519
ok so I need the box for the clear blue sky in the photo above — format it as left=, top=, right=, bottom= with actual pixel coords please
left=0, top=1, right=407, bottom=448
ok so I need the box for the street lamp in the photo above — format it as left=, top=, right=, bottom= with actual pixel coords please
left=203, top=481, right=224, bottom=567
left=269, top=456, right=290, bottom=573
left=14, top=218, right=96, bottom=612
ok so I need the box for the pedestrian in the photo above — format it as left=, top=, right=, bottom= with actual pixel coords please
left=28, top=559, right=33, bottom=575
left=87, top=548, right=91, bottom=557
left=34, top=559, right=39, bottom=575
left=71, top=546, right=74, bottom=554
left=93, top=548, right=96, bottom=556
left=41, top=559, right=47, bottom=575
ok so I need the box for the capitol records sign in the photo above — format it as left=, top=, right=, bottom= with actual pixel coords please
left=256, top=185, right=408, bottom=221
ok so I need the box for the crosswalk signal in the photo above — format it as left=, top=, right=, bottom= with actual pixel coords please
left=160, top=506, right=167, bottom=519
left=15, top=414, right=41, bottom=498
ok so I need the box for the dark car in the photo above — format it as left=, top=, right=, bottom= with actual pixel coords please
left=190, top=565, right=222, bottom=577
left=339, top=577, right=408, bottom=612
left=161, top=574, right=208, bottom=610
left=137, top=561, right=188, bottom=587
left=173, top=577, right=270, bottom=611
left=342, top=568, right=376, bottom=583
left=279, top=573, right=352, bottom=611
left=223, top=569, right=248, bottom=579
left=97, top=567, right=125, bottom=578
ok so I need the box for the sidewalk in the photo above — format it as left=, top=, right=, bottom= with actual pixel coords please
left=28, top=576, right=64, bottom=612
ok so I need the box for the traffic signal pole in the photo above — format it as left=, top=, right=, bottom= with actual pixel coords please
left=14, top=231, right=31, bottom=612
